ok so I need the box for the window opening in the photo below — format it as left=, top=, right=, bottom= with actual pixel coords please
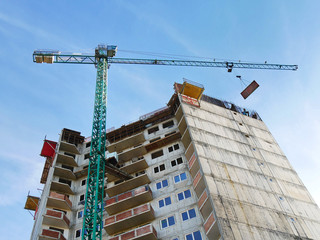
left=178, top=189, right=191, bottom=201
left=186, top=231, right=202, bottom=240
left=151, top=150, right=163, bottom=159
left=148, top=126, right=159, bottom=134
left=163, top=120, right=174, bottom=129
left=159, top=196, right=172, bottom=208
left=161, top=216, right=175, bottom=228
left=156, top=179, right=169, bottom=189
left=174, top=172, right=187, bottom=183
left=171, top=157, right=183, bottom=167
left=49, top=227, right=64, bottom=234
left=154, top=164, right=165, bottom=173
left=181, top=208, right=196, bottom=221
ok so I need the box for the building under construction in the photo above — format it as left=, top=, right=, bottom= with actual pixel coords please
left=26, top=81, right=320, bottom=240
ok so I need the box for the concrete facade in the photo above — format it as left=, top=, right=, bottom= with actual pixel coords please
left=29, top=83, right=320, bottom=240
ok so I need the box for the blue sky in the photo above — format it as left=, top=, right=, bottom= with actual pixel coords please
left=0, top=0, right=319, bottom=238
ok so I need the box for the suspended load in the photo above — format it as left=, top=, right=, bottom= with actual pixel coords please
left=241, top=80, right=259, bottom=99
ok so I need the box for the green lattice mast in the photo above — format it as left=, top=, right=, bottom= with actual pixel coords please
left=82, top=45, right=116, bottom=240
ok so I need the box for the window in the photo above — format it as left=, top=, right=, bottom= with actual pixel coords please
left=84, top=153, right=90, bottom=159
left=154, top=164, right=165, bottom=173
left=159, top=196, right=172, bottom=208
left=161, top=216, right=175, bottom=228
left=165, top=131, right=176, bottom=137
left=49, top=227, right=64, bottom=234
left=135, top=170, right=145, bottom=177
left=186, top=231, right=202, bottom=240
left=150, top=137, right=161, bottom=143
left=177, top=189, right=191, bottom=201
left=64, top=152, right=75, bottom=158
left=59, top=178, right=71, bottom=187
left=81, top=179, right=86, bottom=186
left=151, top=150, right=164, bottom=159
left=171, top=157, right=183, bottom=167
left=163, top=120, right=174, bottom=128
left=80, top=194, right=85, bottom=201
left=168, top=144, right=179, bottom=152
left=77, top=210, right=83, bottom=219
left=115, top=179, right=124, bottom=185
left=61, top=164, right=74, bottom=171
left=75, top=229, right=81, bottom=238
left=148, top=126, right=159, bottom=134
left=156, top=179, right=168, bottom=189
left=174, top=172, right=187, bottom=183
left=181, top=208, right=196, bottom=221
left=86, top=142, right=91, bottom=148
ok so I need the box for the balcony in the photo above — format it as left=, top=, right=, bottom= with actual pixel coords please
left=39, top=229, right=66, bottom=240
left=50, top=181, right=74, bottom=195
left=106, top=158, right=148, bottom=182
left=118, top=145, right=147, bottom=163
left=109, top=224, right=157, bottom=240
left=42, top=209, right=70, bottom=228
left=144, top=132, right=181, bottom=152
left=108, top=132, right=145, bottom=153
left=53, top=166, right=76, bottom=180
left=104, top=203, right=155, bottom=235
left=59, top=141, right=80, bottom=154
left=56, top=154, right=78, bottom=167
left=47, top=192, right=72, bottom=211
left=106, top=174, right=150, bottom=197
left=105, top=185, right=152, bottom=215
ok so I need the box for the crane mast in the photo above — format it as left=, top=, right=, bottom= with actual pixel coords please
left=33, top=45, right=297, bottom=240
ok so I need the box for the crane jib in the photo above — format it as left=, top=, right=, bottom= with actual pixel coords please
left=33, top=53, right=298, bottom=71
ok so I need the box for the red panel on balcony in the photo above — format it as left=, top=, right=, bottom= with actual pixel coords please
left=118, top=192, right=133, bottom=201
left=104, top=203, right=155, bottom=235
left=40, top=229, right=66, bottom=240
left=41, top=140, right=57, bottom=158
left=108, top=224, right=157, bottom=240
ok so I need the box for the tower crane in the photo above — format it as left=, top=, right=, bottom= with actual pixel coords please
left=33, top=44, right=297, bottom=240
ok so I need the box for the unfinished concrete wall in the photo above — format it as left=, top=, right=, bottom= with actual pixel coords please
left=181, top=100, right=320, bottom=240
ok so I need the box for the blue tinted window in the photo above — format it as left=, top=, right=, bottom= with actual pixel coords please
left=165, top=197, right=171, bottom=205
left=161, top=219, right=168, bottom=228
left=162, top=179, right=168, bottom=187
left=168, top=216, right=175, bottom=226
left=186, top=234, right=193, bottom=240
left=159, top=199, right=164, bottom=208
left=185, top=189, right=191, bottom=198
left=182, top=211, right=188, bottom=221
left=189, top=209, right=196, bottom=219
left=156, top=182, right=161, bottom=189
left=178, top=192, right=184, bottom=201
left=194, top=231, right=202, bottom=240
left=174, top=175, right=180, bottom=183
left=180, top=172, right=187, bottom=181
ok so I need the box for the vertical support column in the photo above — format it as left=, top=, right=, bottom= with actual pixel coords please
left=82, top=58, right=107, bottom=240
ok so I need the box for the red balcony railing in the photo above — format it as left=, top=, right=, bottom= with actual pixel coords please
left=104, top=203, right=155, bottom=235
left=47, top=191, right=72, bottom=210
left=109, top=224, right=157, bottom=240
left=42, top=209, right=70, bottom=228
left=105, top=185, right=152, bottom=215
left=39, top=229, right=66, bottom=240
